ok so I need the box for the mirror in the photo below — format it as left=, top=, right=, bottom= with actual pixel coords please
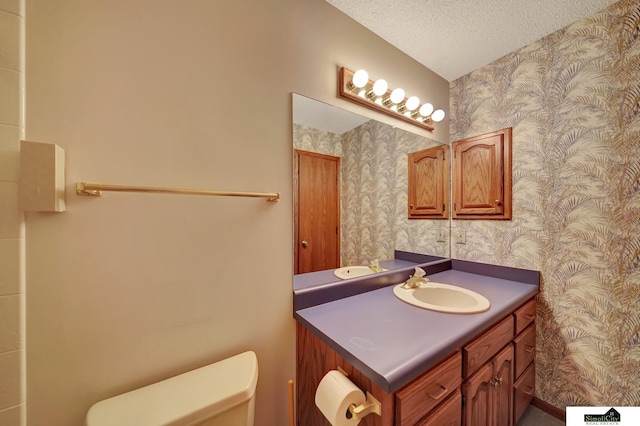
left=292, top=93, right=450, bottom=283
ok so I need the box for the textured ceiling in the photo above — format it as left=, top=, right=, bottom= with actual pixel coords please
left=325, top=0, right=619, bottom=81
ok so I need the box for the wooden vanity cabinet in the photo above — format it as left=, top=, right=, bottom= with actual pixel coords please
left=452, top=128, right=512, bottom=220
left=296, top=296, right=536, bottom=426
left=460, top=297, right=537, bottom=426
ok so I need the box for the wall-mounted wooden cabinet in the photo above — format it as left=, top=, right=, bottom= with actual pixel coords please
left=452, top=128, right=512, bottom=220
left=408, top=145, right=449, bottom=219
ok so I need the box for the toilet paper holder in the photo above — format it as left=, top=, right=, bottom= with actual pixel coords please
left=348, top=391, right=381, bottom=421
left=337, top=367, right=381, bottom=421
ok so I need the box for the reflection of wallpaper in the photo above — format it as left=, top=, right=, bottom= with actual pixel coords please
left=450, top=0, right=640, bottom=409
left=293, top=124, right=343, bottom=157
left=294, top=122, right=448, bottom=266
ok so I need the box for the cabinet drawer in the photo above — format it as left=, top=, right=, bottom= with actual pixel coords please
left=514, top=298, right=536, bottom=335
left=463, top=316, right=514, bottom=377
left=396, top=351, right=462, bottom=426
left=514, top=363, right=535, bottom=424
left=416, top=390, right=462, bottom=426
left=514, top=323, right=536, bottom=378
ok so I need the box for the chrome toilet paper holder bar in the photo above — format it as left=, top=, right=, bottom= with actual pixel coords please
left=348, top=392, right=381, bottom=421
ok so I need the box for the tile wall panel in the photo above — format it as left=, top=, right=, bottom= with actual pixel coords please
left=0, top=239, right=20, bottom=295
left=0, top=0, right=20, bottom=15
left=0, top=295, right=20, bottom=352
left=0, top=68, right=19, bottom=126
left=0, top=3, right=24, bottom=424
left=0, top=11, right=20, bottom=70
left=0, top=125, right=20, bottom=181
left=0, top=350, right=21, bottom=410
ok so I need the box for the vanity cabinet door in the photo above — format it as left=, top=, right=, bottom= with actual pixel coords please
left=408, top=145, right=448, bottom=219
left=462, top=361, right=493, bottom=426
left=462, top=344, right=514, bottom=426
left=452, top=128, right=511, bottom=220
left=492, top=345, right=514, bottom=426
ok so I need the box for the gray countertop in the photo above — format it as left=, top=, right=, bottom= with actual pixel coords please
left=294, top=265, right=539, bottom=393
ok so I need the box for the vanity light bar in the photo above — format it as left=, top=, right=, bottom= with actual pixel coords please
left=338, top=67, right=446, bottom=132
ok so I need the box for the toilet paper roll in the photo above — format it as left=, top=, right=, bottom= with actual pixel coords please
left=314, top=370, right=366, bottom=426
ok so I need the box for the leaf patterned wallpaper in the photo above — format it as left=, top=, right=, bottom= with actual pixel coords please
left=294, top=121, right=449, bottom=267
left=450, top=0, right=640, bottom=408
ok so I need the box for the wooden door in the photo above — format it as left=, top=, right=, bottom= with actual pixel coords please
left=294, top=150, right=340, bottom=274
left=452, top=128, right=511, bottom=219
left=408, top=145, right=449, bottom=219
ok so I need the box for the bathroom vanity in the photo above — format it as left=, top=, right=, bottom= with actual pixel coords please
left=294, top=259, right=538, bottom=426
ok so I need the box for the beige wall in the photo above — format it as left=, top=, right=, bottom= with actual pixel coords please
left=450, top=0, right=639, bottom=409
left=0, top=0, right=25, bottom=424
left=23, top=0, right=448, bottom=424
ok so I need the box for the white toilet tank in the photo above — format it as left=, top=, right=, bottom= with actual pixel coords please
left=86, top=351, right=258, bottom=426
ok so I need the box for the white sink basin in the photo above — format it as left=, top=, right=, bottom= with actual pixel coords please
left=334, top=265, right=387, bottom=280
left=393, top=282, right=490, bottom=314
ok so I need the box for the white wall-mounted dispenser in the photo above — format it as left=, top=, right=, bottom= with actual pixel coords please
left=19, top=140, right=66, bottom=212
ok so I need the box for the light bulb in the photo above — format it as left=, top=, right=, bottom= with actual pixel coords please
left=351, top=69, right=369, bottom=89
left=431, top=109, right=446, bottom=122
left=389, top=88, right=405, bottom=104
left=419, top=103, right=434, bottom=117
left=372, top=79, right=388, bottom=96
left=405, top=96, right=420, bottom=111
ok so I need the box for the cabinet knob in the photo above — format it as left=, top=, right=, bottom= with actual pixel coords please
left=495, top=199, right=502, bottom=206
left=301, top=240, right=309, bottom=248
left=491, top=376, right=503, bottom=389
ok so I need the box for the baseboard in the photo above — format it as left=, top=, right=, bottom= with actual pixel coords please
left=531, top=397, right=566, bottom=421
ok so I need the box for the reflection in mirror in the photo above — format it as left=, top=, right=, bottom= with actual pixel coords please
left=292, top=93, right=450, bottom=280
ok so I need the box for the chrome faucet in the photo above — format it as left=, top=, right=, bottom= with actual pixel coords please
left=401, top=267, right=430, bottom=289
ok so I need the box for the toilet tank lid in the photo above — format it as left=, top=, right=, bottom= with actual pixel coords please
left=86, top=351, right=258, bottom=426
